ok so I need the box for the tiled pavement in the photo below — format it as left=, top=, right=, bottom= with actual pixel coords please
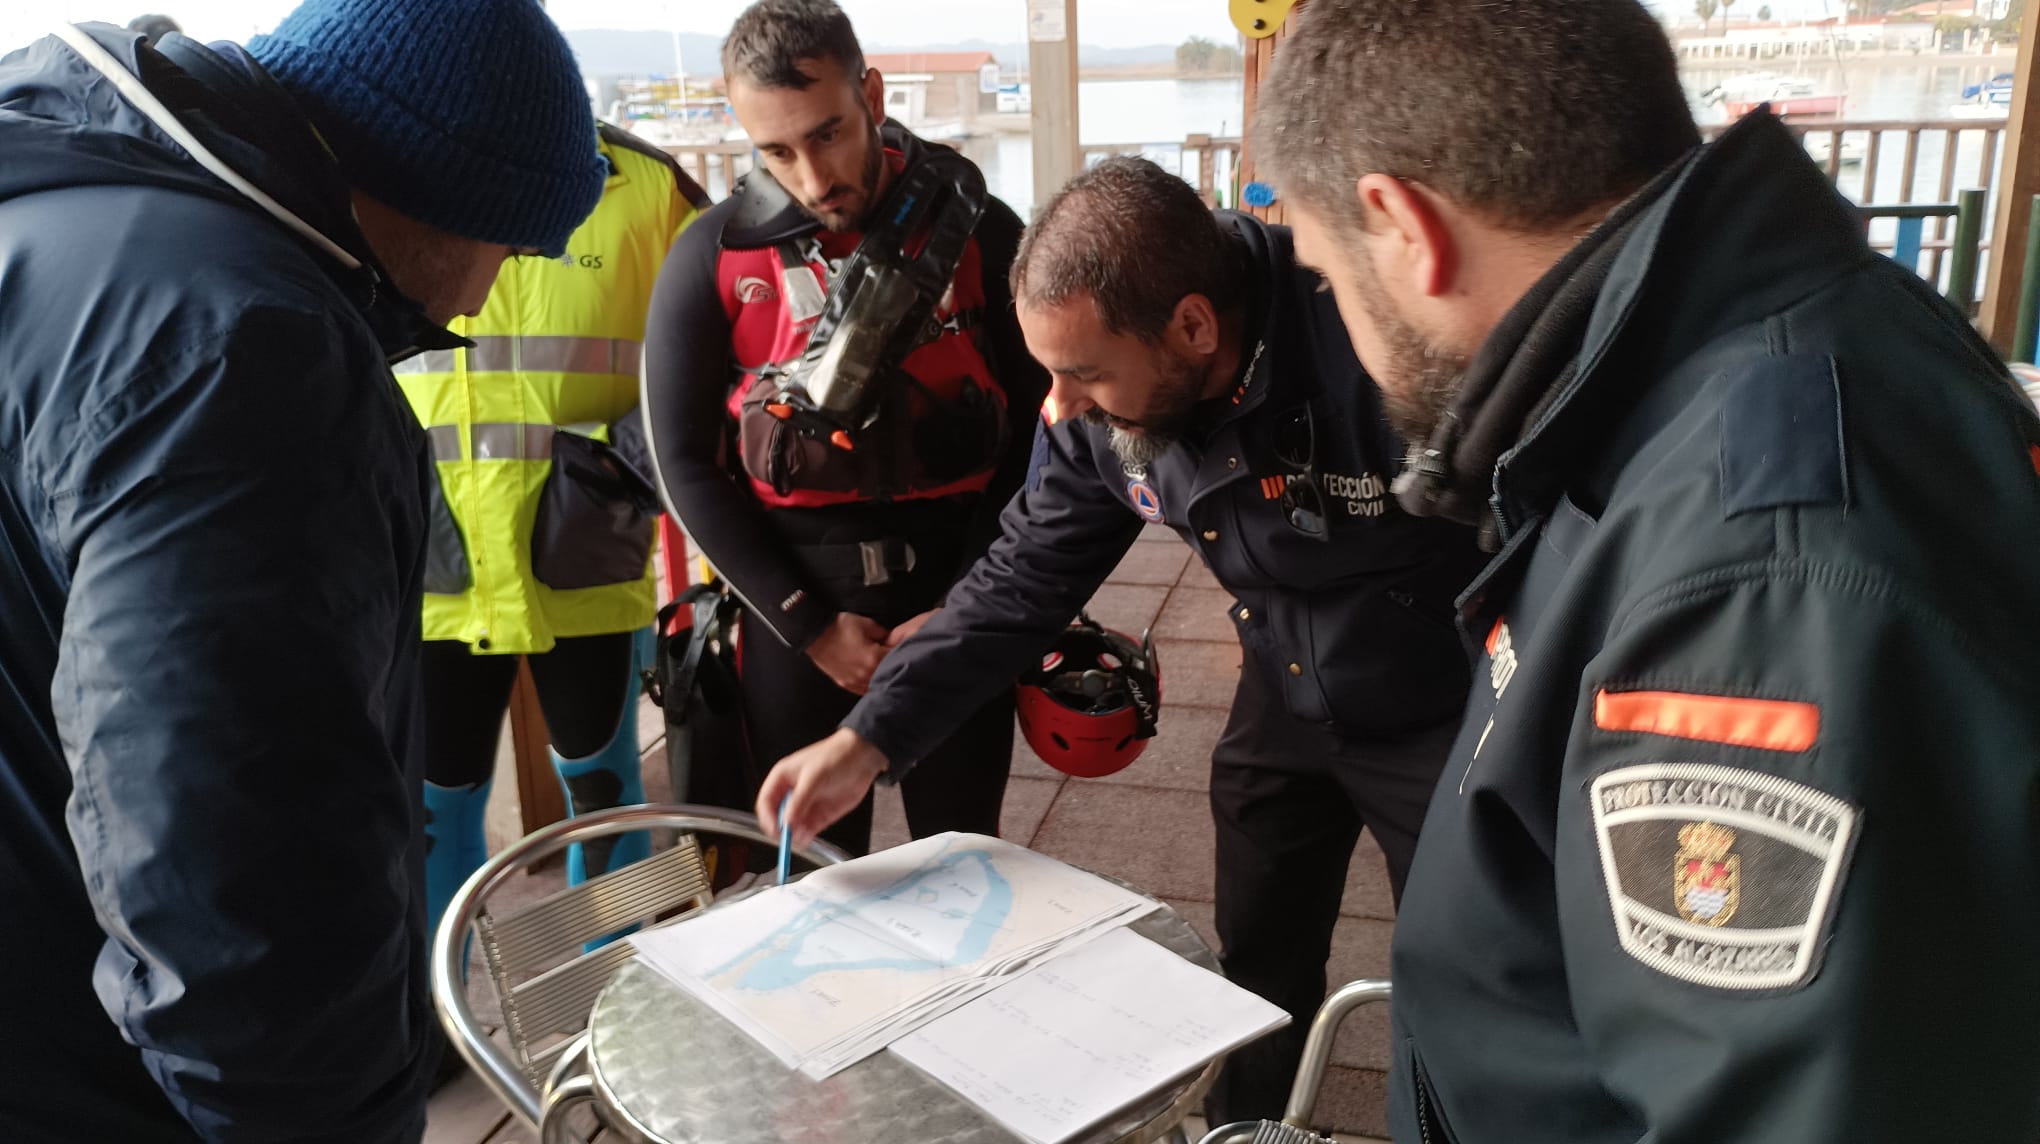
left=428, top=523, right=1395, bottom=1144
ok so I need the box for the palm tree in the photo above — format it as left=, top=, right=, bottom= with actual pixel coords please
left=1722, top=0, right=1738, bottom=35
left=1697, top=0, right=1720, bottom=33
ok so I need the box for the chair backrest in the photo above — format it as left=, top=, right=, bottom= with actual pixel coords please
left=432, top=804, right=850, bottom=1126
left=481, top=840, right=714, bottom=1082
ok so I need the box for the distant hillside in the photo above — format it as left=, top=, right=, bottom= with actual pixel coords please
left=563, top=28, right=1182, bottom=79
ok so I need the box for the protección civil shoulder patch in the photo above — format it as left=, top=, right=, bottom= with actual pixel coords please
left=1590, top=762, right=1858, bottom=992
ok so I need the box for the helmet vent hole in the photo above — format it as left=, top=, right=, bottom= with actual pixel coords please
left=1051, top=733, right=1070, bottom=751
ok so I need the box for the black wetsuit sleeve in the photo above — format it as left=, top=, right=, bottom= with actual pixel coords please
left=844, top=419, right=1143, bottom=772
left=642, top=209, right=838, bottom=651
left=957, top=197, right=1050, bottom=576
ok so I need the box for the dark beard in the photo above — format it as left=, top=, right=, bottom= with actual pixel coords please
left=1350, top=258, right=1467, bottom=446
left=805, top=114, right=885, bottom=233
left=1080, top=350, right=1210, bottom=471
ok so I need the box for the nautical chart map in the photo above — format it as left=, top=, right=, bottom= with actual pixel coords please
left=632, top=833, right=1154, bottom=1074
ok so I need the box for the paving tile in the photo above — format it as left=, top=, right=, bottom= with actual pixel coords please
left=1324, top=917, right=1397, bottom=1072
left=1089, top=705, right=1226, bottom=793
left=1152, top=638, right=1243, bottom=711
left=1178, top=555, right=1223, bottom=591
left=1155, top=586, right=1242, bottom=642
left=869, top=784, right=910, bottom=852
left=1108, top=541, right=1192, bottom=586
left=1030, top=782, right=1217, bottom=902
left=1082, top=582, right=1170, bottom=636
left=422, top=1064, right=510, bottom=1144
left=869, top=774, right=1063, bottom=852
left=1312, top=1065, right=1390, bottom=1141
left=1137, top=522, right=1178, bottom=544
left=484, top=718, right=522, bottom=852
left=1011, top=728, right=1066, bottom=781
left=638, top=741, right=674, bottom=806
left=633, top=694, right=663, bottom=758
left=999, top=774, right=1065, bottom=847
left=1339, top=832, right=1397, bottom=922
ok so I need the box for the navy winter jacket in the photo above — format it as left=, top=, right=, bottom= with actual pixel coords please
left=0, top=27, right=458, bottom=1142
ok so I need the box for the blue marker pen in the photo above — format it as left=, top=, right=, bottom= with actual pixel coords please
left=776, top=793, right=793, bottom=887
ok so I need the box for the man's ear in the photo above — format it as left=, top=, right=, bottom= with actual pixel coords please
left=1356, top=173, right=1459, bottom=298
left=1170, top=293, right=1222, bottom=356
left=863, top=67, right=887, bottom=126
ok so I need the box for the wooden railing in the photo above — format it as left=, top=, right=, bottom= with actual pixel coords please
left=662, top=136, right=1249, bottom=208
left=667, top=120, right=1997, bottom=297
left=1706, top=117, right=2008, bottom=297
left=1078, top=135, right=1246, bottom=207
left=665, top=141, right=757, bottom=202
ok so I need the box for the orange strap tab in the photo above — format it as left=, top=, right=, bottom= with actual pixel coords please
left=1595, top=689, right=1819, bottom=753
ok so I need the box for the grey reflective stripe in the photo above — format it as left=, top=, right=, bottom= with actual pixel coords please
left=423, top=422, right=556, bottom=461
left=466, top=335, right=642, bottom=375
left=426, top=425, right=462, bottom=462
left=470, top=422, right=556, bottom=461
left=392, top=348, right=459, bottom=375
left=392, top=337, right=641, bottom=376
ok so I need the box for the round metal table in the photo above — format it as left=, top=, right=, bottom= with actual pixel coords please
left=581, top=902, right=1222, bottom=1144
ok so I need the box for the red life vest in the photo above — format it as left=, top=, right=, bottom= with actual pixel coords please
left=717, top=164, right=1008, bottom=509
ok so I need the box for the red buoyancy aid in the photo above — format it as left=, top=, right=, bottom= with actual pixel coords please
left=718, top=158, right=1008, bottom=509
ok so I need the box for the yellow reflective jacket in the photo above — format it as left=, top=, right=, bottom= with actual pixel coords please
left=398, top=124, right=706, bottom=653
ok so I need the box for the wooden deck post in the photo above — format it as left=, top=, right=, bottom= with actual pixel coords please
left=1978, top=0, right=2040, bottom=352
left=1238, top=0, right=1307, bottom=225
left=1027, top=0, right=1082, bottom=215
left=508, top=660, right=567, bottom=835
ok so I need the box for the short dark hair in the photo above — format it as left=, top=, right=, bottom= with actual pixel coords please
left=722, top=0, right=865, bottom=92
left=1012, top=158, right=1245, bottom=342
left=1253, top=0, right=1699, bottom=233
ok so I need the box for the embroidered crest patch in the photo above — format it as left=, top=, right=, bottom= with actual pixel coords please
left=1590, top=763, right=1857, bottom=991
left=1126, top=478, right=1164, bottom=523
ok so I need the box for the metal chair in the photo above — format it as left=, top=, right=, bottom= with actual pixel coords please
left=1196, top=979, right=1394, bottom=1144
left=430, top=803, right=850, bottom=1135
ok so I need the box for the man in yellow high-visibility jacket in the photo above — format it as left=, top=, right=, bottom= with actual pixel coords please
left=396, top=123, right=708, bottom=929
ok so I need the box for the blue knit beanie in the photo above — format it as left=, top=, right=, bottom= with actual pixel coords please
left=249, top=0, right=605, bottom=256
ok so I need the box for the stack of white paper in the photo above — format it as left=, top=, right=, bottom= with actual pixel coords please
left=891, top=927, right=1292, bottom=1144
left=629, top=832, right=1157, bottom=1079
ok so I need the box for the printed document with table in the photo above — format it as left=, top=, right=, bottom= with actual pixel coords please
left=893, top=925, right=1289, bottom=1144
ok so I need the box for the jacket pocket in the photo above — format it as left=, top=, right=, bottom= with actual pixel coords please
left=738, top=382, right=863, bottom=498
left=422, top=471, right=472, bottom=595
left=531, top=429, right=657, bottom=591
left=1313, top=582, right=1472, bottom=734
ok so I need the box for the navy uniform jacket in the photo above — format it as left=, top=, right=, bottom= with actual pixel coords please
left=1388, top=113, right=2040, bottom=1142
left=0, top=28, right=454, bottom=1142
left=844, top=211, right=1485, bottom=773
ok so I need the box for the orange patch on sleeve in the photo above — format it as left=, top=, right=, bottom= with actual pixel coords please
left=1595, top=689, right=1820, bottom=753
left=2028, top=444, right=2040, bottom=477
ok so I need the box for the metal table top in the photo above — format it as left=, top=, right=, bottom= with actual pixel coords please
left=586, top=902, right=1220, bottom=1144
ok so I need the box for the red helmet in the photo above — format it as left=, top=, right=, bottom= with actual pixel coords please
left=1016, top=614, right=1161, bottom=778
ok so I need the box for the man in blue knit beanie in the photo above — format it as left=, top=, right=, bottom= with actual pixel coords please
left=0, top=3, right=601, bottom=1141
